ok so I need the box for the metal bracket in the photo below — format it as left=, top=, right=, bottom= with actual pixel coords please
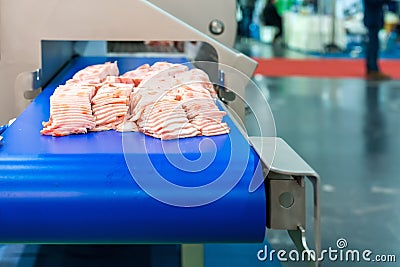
left=249, top=137, right=321, bottom=267
left=15, top=69, right=42, bottom=101
left=267, top=174, right=305, bottom=230
left=216, top=69, right=236, bottom=103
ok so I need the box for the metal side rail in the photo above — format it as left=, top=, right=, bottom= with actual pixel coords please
left=250, top=137, right=321, bottom=267
left=0, top=119, right=15, bottom=146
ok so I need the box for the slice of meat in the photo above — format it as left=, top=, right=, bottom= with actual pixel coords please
left=151, top=125, right=200, bottom=140
left=136, top=98, right=199, bottom=139
left=41, top=84, right=96, bottom=136
left=116, top=121, right=139, bottom=132
left=174, top=69, right=216, bottom=97
left=122, top=64, right=154, bottom=86
left=150, top=62, right=188, bottom=76
left=101, top=76, right=136, bottom=85
left=191, top=119, right=230, bottom=136
left=91, top=83, right=133, bottom=131
left=71, top=61, right=119, bottom=84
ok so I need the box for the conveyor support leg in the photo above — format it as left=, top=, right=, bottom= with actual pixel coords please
left=181, top=244, right=204, bottom=267
left=249, top=137, right=321, bottom=267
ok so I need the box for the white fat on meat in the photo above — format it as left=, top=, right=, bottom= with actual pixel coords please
left=91, top=83, right=133, bottom=131
left=150, top=62, right=189, bottom=75
left=116, top=121, right=139, bottom=132
left=41, top=84, right=96, bottom=136
left=174, top=69, right=216, bottom=97
left=71, top=61, right=119, bottom=84
left=191, top=119, right=230, bottom=136
left=138, top=99, right=199, bottom=140
left=101, top=76, right=136, bottom=85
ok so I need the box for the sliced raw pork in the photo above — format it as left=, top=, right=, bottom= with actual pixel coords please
left=138, top=98, right=199, bottom=140
left=40, top=85, right=96, bottom=136
left=70, top=61, right=119, bottom=84
left=41, top=61, right=230, bottom=139
left=91, top=83, right=134, bottom=131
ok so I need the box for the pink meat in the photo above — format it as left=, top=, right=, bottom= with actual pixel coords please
left=91, top=83, right=133, bottom=131
left=136, top=98, right=199, bottom=139
left=41, top=61, right=229, bottom=139
left=41, top=84, right=96, bottom=136
left=101, top=76, right=136, bottom=85
left=174, top=69, right=216, bottom=97
left=71, top=61, right=119, bottom=84
left=116, top=121, right=139, bottom=132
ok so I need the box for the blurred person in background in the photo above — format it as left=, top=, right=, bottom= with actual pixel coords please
left=303, top=0, right=318, bottom=13
left=262, top=0, right=283, bottom=44
left=363, top=0, right=391, bottom=80
left=238, top=0, right=256, bottom=38
left=387, top=0, right=398, bottom=13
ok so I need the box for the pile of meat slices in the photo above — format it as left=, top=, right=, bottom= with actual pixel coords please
left=41, top=61, right=230, bottom=140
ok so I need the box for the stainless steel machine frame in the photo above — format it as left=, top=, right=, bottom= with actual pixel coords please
left=251, top=137, right=321, bottom=267
left=0, top=1, right=321, bottom=266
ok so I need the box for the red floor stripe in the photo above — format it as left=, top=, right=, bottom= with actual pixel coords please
left=252, top=58, right=400, bottom=79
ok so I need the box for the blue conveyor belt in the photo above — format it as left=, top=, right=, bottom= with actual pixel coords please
left=0, top=57, right=265, bottom=243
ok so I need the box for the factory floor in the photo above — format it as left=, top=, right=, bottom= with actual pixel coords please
left=206, top=38, right=400, bottom=266
left=1, top=38, right=400, bottom=267
left=247, top=76, right=400, bottom=267
left=240, top=38, right=400, bottom=266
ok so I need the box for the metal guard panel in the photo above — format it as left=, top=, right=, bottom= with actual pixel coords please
left=0, top=57, right=266, bottom=243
